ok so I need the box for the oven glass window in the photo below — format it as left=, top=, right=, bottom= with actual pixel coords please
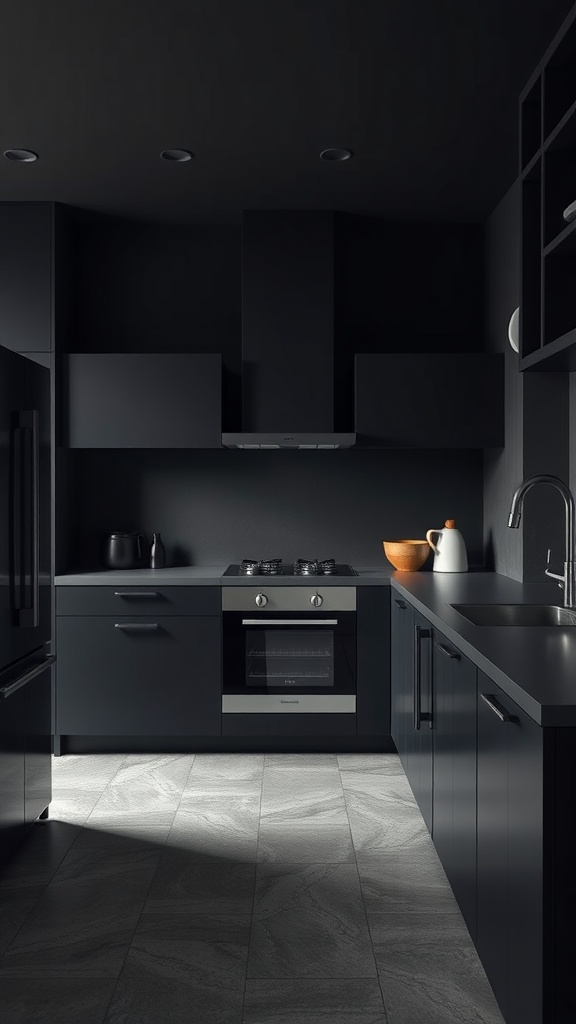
left=246, top=629, right=335, bottom=688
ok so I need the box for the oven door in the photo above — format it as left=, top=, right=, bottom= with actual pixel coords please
left=222, top=610, right=356, bottom=713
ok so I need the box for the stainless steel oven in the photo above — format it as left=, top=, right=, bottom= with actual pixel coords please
left=222, top=586, right=356, bottom=713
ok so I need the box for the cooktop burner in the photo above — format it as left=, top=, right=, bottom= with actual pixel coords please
left=223, top=560, right=358, bottom=577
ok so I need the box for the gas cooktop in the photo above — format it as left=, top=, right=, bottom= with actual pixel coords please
left=223, top=559, right=358, bottom=578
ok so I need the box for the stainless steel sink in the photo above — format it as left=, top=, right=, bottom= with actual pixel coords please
left=450, top=603, right=576, bottom=626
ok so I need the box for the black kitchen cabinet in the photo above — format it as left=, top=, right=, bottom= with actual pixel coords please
left=390, top=594, right=413, bottom=764
left=57, top=613, right=221, bottom=737
left=431, top=629, right=477, bottom=938
left=390, top=597, right=432, bottom=831
left=56, top=586, right=222, bottom=742
left=63, top=353, right=222, bottom=448
left=519, top=5, right=576, bottom=370
left=476, top=672, right=543, bottom=1024
left=0, top=203, right=52, bottom=356
left=356, top=587, right=390, bottom=736
left=355, top=353, right=504, bottom=448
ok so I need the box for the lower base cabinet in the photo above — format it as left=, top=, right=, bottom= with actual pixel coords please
left=390, top=589, right=557, bottom=1024
left=57, top=614, right=221, bottom=737
left=391, top=598, right=432, bottom=831
left=432, top=629, right=477, bottom=939
left=476, top=672, right=544, bottom=1024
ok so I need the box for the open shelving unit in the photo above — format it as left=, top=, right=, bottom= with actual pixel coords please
left=520, top=3, right=576, bottom=370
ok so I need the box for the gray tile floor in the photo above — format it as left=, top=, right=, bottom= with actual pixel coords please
left=0, top=752, right=505, bottom=1023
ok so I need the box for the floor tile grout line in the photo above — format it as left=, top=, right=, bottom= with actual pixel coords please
left=97, top=754, right=191, bottom=1024
left=339, top=753, right=396, bottom=1024
left=241, top=761, right=265, bottom=1024
left=339, top=760, right=382, bottom=957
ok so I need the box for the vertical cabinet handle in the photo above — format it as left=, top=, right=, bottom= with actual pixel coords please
left=12, top=411, right=39, bottom=628
left=480, top=692, right=515, bottom=722
left=413, top=624, right=433, bottom=730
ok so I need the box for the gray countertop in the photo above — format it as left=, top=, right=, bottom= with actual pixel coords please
left=54, top=565, right=395, bottom=586
left=391, top=571, right=576, bottom=727
left=54, top=566, right=227, bottom=586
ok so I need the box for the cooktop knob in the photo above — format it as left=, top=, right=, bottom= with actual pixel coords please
left=255, top=593, right=268, bottom=607
left=310, top=593, right=323, bottom=608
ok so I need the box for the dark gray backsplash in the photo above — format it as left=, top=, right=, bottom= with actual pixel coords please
left=65, top=449, right=484, bottom=572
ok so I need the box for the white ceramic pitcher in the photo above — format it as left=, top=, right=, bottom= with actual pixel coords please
left=426, top=519, right=468, bottom=573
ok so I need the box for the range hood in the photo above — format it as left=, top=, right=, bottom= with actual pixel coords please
left=222, top=211, right=355, bottom=449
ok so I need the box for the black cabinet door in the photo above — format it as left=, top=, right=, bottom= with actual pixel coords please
left=355, top=354, right=504, bottom=448
left=390, top=598, right=432, bottom=831
left=409, top=611, right=433, bottom=832
left=57, top=615, right=221, bottom=736
left=476, top=674, right=543, bottom=1024
left=356, top=587, right=390, bottom=736
left=65, top=353, right=222, bottom=448
left=506, top=691, right=543, bottom=1024
left=24, top=664, right=52, bottom=825
left=432, top=631, right=477, bottom=939
left=0, top=684, right=26, bottom=861
left=390, top=594, right=413, bottom=765
left=0, top=204, right=52, bottom=354
left=476, top=676, right=510, bottom=1020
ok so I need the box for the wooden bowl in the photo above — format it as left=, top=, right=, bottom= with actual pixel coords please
left=383, top=539, right=430, bottom=572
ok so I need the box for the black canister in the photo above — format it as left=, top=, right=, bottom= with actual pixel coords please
left=101, top=532, right=147, bottom=569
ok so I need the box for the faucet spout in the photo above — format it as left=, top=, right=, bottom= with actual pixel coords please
left=507, top=474, right=576, bottom=608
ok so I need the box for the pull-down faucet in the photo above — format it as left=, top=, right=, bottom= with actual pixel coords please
left=507, top=474, right=576, bottom=608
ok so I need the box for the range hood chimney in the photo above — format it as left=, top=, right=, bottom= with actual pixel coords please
left=222, top=211, right=355, bottom=449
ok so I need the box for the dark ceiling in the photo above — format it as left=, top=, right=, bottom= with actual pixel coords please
left=0, top=0, right=572, bottom=225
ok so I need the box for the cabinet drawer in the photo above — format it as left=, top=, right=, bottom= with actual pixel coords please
left=56, top=615, right=221, bottom=736
left=56, top=586, right=220, bottom=616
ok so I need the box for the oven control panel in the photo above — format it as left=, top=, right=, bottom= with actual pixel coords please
left=222, top=586, right=356, bottom=612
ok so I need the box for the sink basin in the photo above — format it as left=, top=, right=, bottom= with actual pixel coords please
left=450, top=603, right=576, bottom=627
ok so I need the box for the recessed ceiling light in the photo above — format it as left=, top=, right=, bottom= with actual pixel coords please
left=319, top=148, right=353, bottom=162
left=160, top=149, right=194, bottom=162
left=4, top=149, right=38, bottom=162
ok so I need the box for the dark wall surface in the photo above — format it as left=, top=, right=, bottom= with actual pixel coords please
left=63, top=448, right=484, bottom=572
left=483, top=181, right=523, bottom=580
left=483, top=182, right=570, bottom=584
left=58, top=212, right=487, bottom=574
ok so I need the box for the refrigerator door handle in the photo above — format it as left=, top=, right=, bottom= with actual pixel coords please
left=0, top=654, right=55, bottom=699
left=10, top=417, right=23, bottom=616
left=16, top=411, right=39, bottom=629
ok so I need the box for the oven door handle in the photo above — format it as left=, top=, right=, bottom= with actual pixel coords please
left=241, top=619, right=338, bottom=626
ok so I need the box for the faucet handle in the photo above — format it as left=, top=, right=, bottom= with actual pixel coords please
left=545, top=548, right=564, bottom=586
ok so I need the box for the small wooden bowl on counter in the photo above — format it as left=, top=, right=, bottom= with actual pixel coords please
left=383, top=539, right=430, bottom=572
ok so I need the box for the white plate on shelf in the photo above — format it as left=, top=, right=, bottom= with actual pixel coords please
left=508, top=307, right=519, bottom=353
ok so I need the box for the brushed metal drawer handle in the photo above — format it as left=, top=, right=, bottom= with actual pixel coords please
left=435, top=641, right=460, bottom=659
left=114, top=623, right=160, bottom=632
left=114, top=591, right=160, bottom=598
left=480, top=692, right=514, bottom=722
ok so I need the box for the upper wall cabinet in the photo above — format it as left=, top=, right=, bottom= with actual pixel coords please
left=519, top=6, right=576, bottom=370
left=355, top=354, right=504, bottom=448
left=0, top=203, right=52, bottom=358
left=63, top=353, right=222, bottom=448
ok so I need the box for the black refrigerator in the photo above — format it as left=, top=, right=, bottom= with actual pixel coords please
left=0, top=345, right=53, bottom=863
